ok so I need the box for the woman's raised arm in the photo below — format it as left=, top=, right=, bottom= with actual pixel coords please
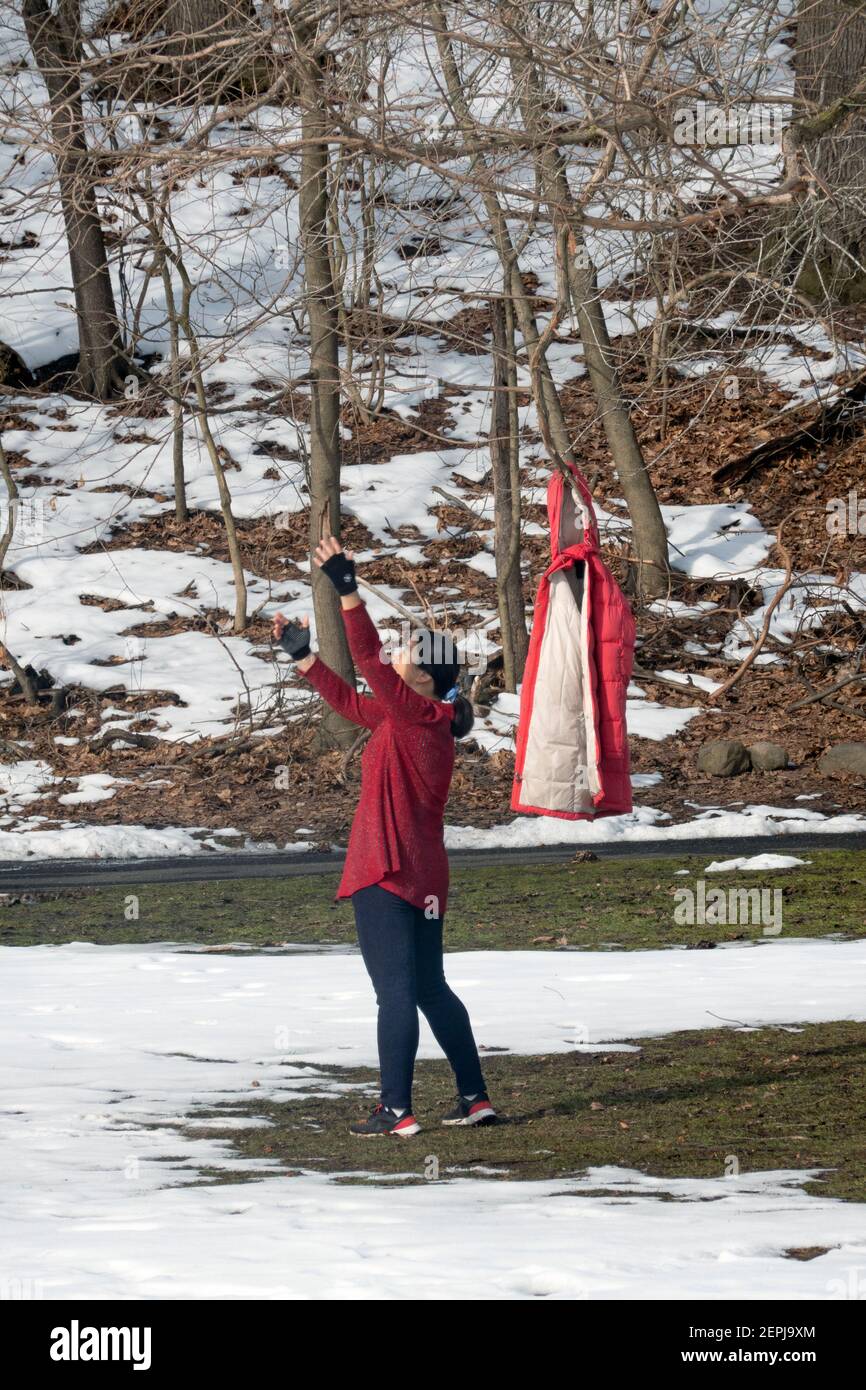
left=271, top=610, right=382, bottom=730
left=313, top=538, right=446, bottom=726
left=340, top=604, right=444, bottom=724
left=302, top=656, right=383, bottom=730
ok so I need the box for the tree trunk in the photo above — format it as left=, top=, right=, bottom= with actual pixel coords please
left=158, top=253, right=189, bottom=524
left=0, top=440, right=40, bottom=704
left=297, top=54, right=356, bottom=746
left=502, top=7, right=669, bottom=598
left=174, top=265, right=248, bottom=633
left=793, top=2, right=866, bottom=303
left=160, top=0, right=264, bottom=96
left=432, top=2, right=667, bottom=598
left=22, top=0, right=127, bottom=399
left=429, top=3, right=573, bottom=465
left=490, top=298, right=528, bottom=691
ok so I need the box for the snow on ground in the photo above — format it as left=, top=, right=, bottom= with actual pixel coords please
left=665, top=503, right=773, bottom=579
left=2, top=542, right=306, bottom=741
left=0, top=759, right=57, bottom=810
left=444, top=805, right=866, bottom=852
left=0, top=802, right=863, bottom=862
left=56, top=773, right=130, bottom=806
left=0, top=820, right=259, bottom=861
left=725, top=570, right=866, bottom=663
left=5, top=1163, right=865, bottom=1301
left=626, top=688, right=705, bottom=740
left=706, top=854, right=811, bottom=873
left=1, top=937, right=865, bottom=1299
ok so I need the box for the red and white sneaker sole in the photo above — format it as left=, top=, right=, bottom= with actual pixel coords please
left=392, top=1116, right=421, bottom=1137
left=443, top=1103, right=496, bottom=1127
left=350, top=1116, right=421, bottom=1138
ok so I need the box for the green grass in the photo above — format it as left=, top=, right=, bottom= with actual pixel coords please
left=3, top=849, right=865, bottom=951
left=178, top=1021, right=866, bottom=1203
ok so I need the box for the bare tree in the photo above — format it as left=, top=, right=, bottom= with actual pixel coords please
left=21, top=0, right=128, bottom=398
left=792, top=0, right=866, bottom=303
left=0, top=439, right=40, bottom=705
left=174, top=262, right=248, bottom=632
left=498, top=0, right=670, bottom=598
left=490, top=296, right=527, bottom=690
left=294, top=29, right=356, bottom=743
left=429, top=2, right=577, bottom=468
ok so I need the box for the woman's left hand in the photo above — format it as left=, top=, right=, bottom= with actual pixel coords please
left=272, top=612, right=314, bottom=666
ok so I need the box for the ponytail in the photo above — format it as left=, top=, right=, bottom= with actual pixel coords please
left=450, top=694, right=475, bottom=740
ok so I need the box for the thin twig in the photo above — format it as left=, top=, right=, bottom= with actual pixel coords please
left=708, top=520, right=796, bottom=704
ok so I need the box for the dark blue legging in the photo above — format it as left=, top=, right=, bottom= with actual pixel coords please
left=352, top=884, right=487, bottom=1112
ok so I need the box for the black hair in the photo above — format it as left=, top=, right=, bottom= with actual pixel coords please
left=449, top=694, right=475, bottom=740
left=413, top=629, right=475, bottom=740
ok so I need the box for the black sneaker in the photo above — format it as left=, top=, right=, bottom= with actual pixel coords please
left=441, top=1094, right=497, bottom=1126
left=349, top=1103, right=420, bottom=1138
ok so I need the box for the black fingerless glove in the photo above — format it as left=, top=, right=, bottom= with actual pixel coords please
left=319, top=552, right=357, bottom=596
left=276, top=621, right=311, bottom=662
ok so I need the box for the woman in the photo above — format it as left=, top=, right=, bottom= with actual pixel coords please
left=272, top=536, right=495, bottom=1138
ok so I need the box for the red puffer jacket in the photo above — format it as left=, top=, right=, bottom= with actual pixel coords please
left=511, top=461, right=635, bottom=820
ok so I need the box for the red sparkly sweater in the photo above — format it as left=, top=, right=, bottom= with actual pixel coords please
left=302, top=602, right=456, bottom=914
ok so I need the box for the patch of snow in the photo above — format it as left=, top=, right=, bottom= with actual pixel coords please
left=0, top=821, right=261, bottom=861
left=627, top=695, right=703, bottom=740
left=446, top=805, right=866, bottom=851
left=0, top=760, right=58, bottom=810
left=705, top=854, right=811, bottom=873
left=463, top=550, right=497, bottom=578
left=1, top=938, right=865, bottom=1299
left=57, top=774, right=130, bottom=806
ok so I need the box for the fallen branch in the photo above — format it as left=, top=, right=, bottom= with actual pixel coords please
left=356, top=576, right=429, bottom=631
left=89, top=729, right=160, bottom=751
left=713, top=368, right=866, bottom=487
left=787, top=671, right=866, bottom=712
left=632, top=663, right=712, bottom=697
